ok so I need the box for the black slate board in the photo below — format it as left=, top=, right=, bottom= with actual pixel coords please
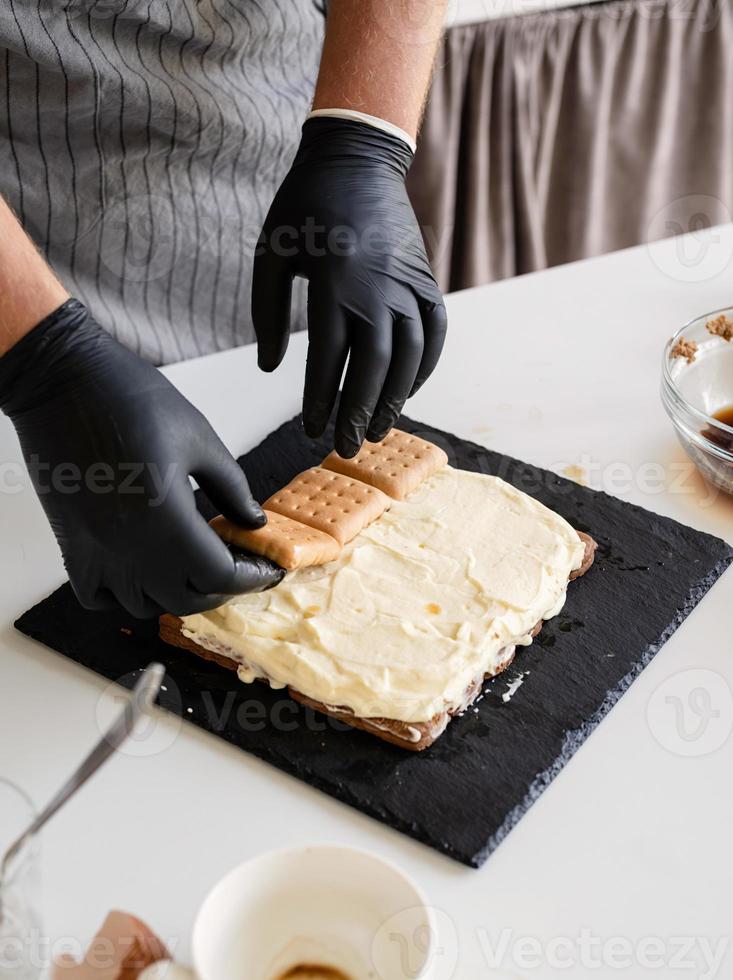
left=15, top=415, right=733, bottom=867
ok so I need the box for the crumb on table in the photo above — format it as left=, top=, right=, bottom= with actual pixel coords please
left=671, top=337, right=698, bottom=363
left=563, top=464, right=589, bottom=486
left=706, top=314, right=733, bottom=341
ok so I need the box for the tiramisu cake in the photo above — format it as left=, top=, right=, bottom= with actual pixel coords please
left=160, top=430, right=595, bottom=750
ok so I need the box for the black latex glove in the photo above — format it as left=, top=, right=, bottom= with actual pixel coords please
left=0, top=300, right=284, bottom=618
left=252, top=117, right=447, bottom=458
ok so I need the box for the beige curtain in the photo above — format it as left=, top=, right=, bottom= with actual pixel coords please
left=408, top=0, right=733, bottom=292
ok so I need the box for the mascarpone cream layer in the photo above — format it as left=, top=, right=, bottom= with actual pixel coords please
left=181, top=467, right=585, bottom=723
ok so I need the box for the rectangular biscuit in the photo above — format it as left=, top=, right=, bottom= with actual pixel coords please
left=321, top=428, right=449, bottom=500
left=264, top=467, right=390, bottom=546
left=211, top=510, right=341, bottom=571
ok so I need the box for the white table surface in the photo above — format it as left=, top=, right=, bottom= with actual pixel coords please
left=447, top=0, right=607, bottom=27
left=2, top=228, right=733, bottom=980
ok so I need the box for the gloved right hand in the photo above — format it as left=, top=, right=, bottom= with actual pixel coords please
left=251, top=117, right=448, bottom=459
left=0, top=299, right=284, bottom=618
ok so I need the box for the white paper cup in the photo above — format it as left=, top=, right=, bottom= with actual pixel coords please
left=141, top=845, right=436, bottom=980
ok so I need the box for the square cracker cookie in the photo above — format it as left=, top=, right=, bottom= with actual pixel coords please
left=264, top=467, right=390, bottom=546
left=211, top=510, right=340, bottom=571
left=322, top=428, right=449, bottom=500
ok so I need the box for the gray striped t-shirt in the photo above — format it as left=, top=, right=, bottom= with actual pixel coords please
left=0, top=0, right=326, bottom=363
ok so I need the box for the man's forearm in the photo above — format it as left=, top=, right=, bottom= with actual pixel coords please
left=0, top=197, right=70, bottom=356
left=312, top=0, right=448, bottom=140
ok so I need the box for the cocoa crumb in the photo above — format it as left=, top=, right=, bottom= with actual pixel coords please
left=563, top=464, right=589, bottom=486
left=671, top=337, right=698, bottom=363
left=706, top=314, right=733, bottom=341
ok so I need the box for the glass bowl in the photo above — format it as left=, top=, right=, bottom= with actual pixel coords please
left=661, top=307, right=733, bottom=495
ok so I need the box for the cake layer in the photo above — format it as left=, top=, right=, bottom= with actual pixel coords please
left=181, top=467, right=587, bottom=724
left=160, top=615, right=522, bottom=751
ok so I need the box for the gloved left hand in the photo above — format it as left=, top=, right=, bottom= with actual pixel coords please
left=251, top=117, right=447, bottom=459
left=0, top=300, right=283, bottom=618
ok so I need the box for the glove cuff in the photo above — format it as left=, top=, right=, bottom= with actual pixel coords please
left=296, top=116, right=415, bottom=180
left=0, top=298, right=103, bottom=418
left=306, top=108, right=417, bottom=153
